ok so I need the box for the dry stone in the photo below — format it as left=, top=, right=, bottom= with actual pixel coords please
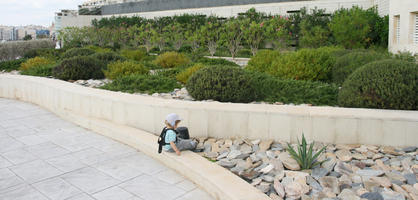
left=274, top=178, right=285, bottom=198
left=285, top=181, right=304, bottom=199
left=319, top=176, right=340, bottom=194
left=278, top=152, right=300, bottom=171
left=336, top=149, right=353, bottom=162
left=259, top=140, right=273, bottom=152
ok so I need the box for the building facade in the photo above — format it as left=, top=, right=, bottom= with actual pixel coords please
left=388, top=0, right=418, bottom=54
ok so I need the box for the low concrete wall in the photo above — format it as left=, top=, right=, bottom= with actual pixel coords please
left=0, top=74, right=417, bottom=147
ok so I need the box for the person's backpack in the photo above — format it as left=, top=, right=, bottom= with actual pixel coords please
left=176, top=127, right=190, bottom=139
left=157, top=127, right=177, bottom=153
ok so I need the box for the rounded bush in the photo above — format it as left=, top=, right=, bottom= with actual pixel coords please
left=53, top=56, right=104, bottom=80
left=176, top=63, right=205, bottom=84
left=186, top=65, right=256, bottom=103
left=20, top=57, right=54, bottom=71
left=154, top=51, right=190, bottom=68
left=101, top=75, right=181, bottom=94
left=104, top=60, right=148, bottom=80
left=90, top=52, right=125, bottom=67
left=332, top=51, right=389, bottom=85
left=338, top=59, right=417, bottom=110
left=62, top=48, right=95, bottom=59
left=120, top=49, right=147, bottom=61
left=246, top=50, right=281, bottom=73
left=270, top=47, right=339, bottom=82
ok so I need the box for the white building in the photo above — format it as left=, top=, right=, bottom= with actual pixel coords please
left=388, top=0, right=418, bottom=54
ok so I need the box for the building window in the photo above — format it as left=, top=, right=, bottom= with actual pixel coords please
left=394, top=15, right=400, bottom=44
left=414, top=14, right=418, bottom=44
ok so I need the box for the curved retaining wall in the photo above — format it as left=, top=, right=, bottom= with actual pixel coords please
left=0, top=74, right=417, bottom=147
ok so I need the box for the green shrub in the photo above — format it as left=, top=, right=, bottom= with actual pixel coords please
left=104, top=60, right=148, bottom=80
left=270, top=47, right=339, bottom=82
left=90, top=52, right=125, bottom=67
left=120, top=49, right=147, bottom=61
left=246, top=50, right=281, bottom=73
left=62, top=48, right=95, bottom=59
left=53, top=56, right=104, bottom=80
left=332, top=51, right=390, bottom=85
left=176, top=63, right=205, bottom=84
left=249, top=72, right=339, bottom=105
left=338, top=59, right=417, bottom=110
left=154, top=67, right=187, bottom=79
left=23, top=48, right=63, bottom=59
left=393, top=51, right=416, bottom=63
left=0, top=58, right=27, bottom=72
left=20, top=63, right=55, bottom=77
left=154, top=51, right=190, bottom=68
left=85, top=45, right=112, bottom=53
left=187, top=65, right=257, bottom=103
left=196, top=57, right=239, bottom=67
left=101, top=74, right=181, bottom=94
left=20, top=57, right=54, bottom=71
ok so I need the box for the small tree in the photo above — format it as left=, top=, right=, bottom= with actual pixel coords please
left=138, top=23, right=155, bottom=53
left=185, top=27, right=201, bottom=52
left=330, top=6, right=371, bottom=49
left=200, top=17, right=222, bottom=57
left=299, top=8, right=332, bottom=48
left=221, top=18, right=244, bottom=58
left=242, top=19, right=266, bottom=56
left=265, top=16, right=289, bottom=50
left=169, top=22, right=186, bottom=51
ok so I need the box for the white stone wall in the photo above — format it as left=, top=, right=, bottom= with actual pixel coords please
left=108, top=0, right=375, bottom=19
left=61, top=0, right=378, bottom=28
left=1, top=74, right=417, bottom=147
left=388, top=0, right=418, bottom=54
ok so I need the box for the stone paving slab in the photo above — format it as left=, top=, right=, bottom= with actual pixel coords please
left=0, top=98, right=214, bottom=200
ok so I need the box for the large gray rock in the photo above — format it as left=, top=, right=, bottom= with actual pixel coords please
left=227, top=150, right=242, bottom=160
left=217, top=159, right=236, bottom=168
left=240, top=144, right=253, bottom=154
left=312, top=168, right=329, bottom=180
left=404, top=173, right=417, bottom=185
left=360, top=192, right=384, bottom=200
left=306, top=175, right=322, bottom=191
left=356, top=169, right=384, bottom=177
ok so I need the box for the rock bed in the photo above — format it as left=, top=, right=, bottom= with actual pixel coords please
left=193, top=138, right=418, bottom=200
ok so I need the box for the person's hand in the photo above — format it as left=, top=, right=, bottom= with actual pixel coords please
left=176, top=150, right=181, bottom=156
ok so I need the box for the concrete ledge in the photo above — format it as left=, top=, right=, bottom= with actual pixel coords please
left=54, top=105, right=270, bottom=200
left=0, top=74, right=417, bottom=147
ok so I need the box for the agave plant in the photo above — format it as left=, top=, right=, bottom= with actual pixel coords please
left=287, top=133, right=327, bottom=170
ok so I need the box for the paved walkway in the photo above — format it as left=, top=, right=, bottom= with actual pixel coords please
left=0, top=98, right=213, bottom=200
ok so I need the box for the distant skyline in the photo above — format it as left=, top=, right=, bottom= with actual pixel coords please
left=0, top=0, right=85, bottom=27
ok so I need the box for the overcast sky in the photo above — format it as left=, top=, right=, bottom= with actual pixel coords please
left=0, top=0, right=85, bottom=27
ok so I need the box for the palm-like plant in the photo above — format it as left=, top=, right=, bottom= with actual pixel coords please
left=287, top=134, right=327, bottom=170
